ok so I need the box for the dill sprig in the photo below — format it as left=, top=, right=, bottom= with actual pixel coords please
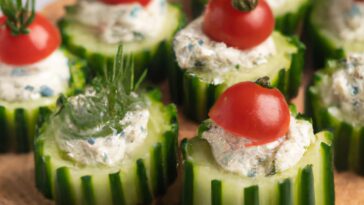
left=55, top=46, right=148, bottom=139
left=0, top=0, right=36, bottom=35
left=97, top=46, right=147, bottom=117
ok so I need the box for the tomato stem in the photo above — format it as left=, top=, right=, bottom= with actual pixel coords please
left=0, top=0, right=35, bottom=35
left=255, top=76, right=272, bottom=88
left=231, top=0, right=258, bottom=12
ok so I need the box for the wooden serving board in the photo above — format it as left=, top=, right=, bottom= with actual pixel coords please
left=1, top=1, right=364, bottom=204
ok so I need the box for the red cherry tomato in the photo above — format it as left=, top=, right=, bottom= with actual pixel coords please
left=0, top=14, right=61, bottom=66
left=101, top=0, right=151, bottom=6
left=203, top=0, right=274, bottom=50
left=209, top=81, right=290, bottom=146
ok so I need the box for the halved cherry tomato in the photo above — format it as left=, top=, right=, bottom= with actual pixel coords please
left=101, top=0, right=151, bottom=6
left=0, top=14, right=61, bottom=66
left=203, top=0, right=274, bottom=50
left=209, top=81, right=290, bottom=146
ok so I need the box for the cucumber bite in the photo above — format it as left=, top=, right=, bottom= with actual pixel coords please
left=168, top=0, right=304, bottom=121
left=34, top=47, right=178, bottom=205
left=308, top=0, right=364, bottom=66
left=0, top=0, right=86, bottom=153
left=182, top=81, right=335, bottom=205
left=60, top=0, right=185, bottom=82
left=190, top=0, right=310, bottom=35
left=307, top=53, right=364, bottom=175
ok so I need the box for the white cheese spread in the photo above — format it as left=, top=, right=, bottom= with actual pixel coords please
left=74, top=0, right=167, bottom=43
left=202, top=116, right=315, bottom=177
left=317, top=0, right=364, bottom=41
left=0, top=50, right=70, bottom=103
left=173, top=17, right=276, bottom=84
left=266, top=0, right=288, bottom=9
left=319, top=53, right=364, bottom=125
left=56, top=108, right=150, bottom=166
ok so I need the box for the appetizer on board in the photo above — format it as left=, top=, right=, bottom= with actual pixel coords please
left=34, top=47, right=178, bottom=205
left=59, top=0, right=185, bottom=81
left=0, top=0, right=86, bottom=153
left=182, top=79, right=334, bottom=205
left=307, top=53, right=364, bottom=175
left=308, top=0, right=364, bottom=66
left=168, top=0, right=304, bottom=121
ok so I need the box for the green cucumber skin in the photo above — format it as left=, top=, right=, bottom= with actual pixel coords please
left=307, top=76, right=364, bottom=175
left=169, top=36, right=305, bottom=122
left=0, top=53, right=86, bottom=153
left=191, top=0, right=310, bottom=35
left=298, top=165, right=315, bottom=205
left=181, top=129, right=335, bottom=205
left=244, top=186, right=260, bottom=205
left=306, top=14, right=346, bottom=67
left=278, top=179, right=293, bottom=205
left=34, top=90, right=179, bottom=205
left=56, top=167, right=76, bottom=205
left=60, top=4, right=186, bottom=83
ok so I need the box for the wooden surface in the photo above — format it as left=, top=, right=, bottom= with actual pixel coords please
left=1, top=1, right=364, bottom=205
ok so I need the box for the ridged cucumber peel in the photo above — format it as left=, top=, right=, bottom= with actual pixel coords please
left=0, top=52, right=86, bottom=153
left=190, top=0, right=310, bottom=35
left=168, top=34, right=305, bottom=122
left=244, top=186, right=259, bottom=205
left=181, top=129, right=334, bottom=205
left=278, top=179, right=293, bottom=205
left=59, top=4, right=186, bottom=82
left=272, top=0, right=311, bottom=35
left=34, top=91, right=179, bottom=205
left=306, top=13, right=348, bottom=67
left=306, top=68, right=364, bottom=175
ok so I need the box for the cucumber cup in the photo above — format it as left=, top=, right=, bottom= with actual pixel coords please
left=308, top=0, right=364, bottom=66
left=169, top=31, right=305, bottom=122
left=306, top=54, right=364, bottom=175
left=34, top=48, right=178, bottom=205
left=0, top=51, right=86, bottom=153
left=182, top=82, right=335, bottom=205
left=190, top=0, right=311, bottom=35
left=60, top=2, right=185, bottom=82
left=182, top=131, right=334, bottom=205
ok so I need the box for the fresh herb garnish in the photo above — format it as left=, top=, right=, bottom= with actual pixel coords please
left=55, top=46, right=147, bottom=139
left=0, top=0, right=36, bottom=35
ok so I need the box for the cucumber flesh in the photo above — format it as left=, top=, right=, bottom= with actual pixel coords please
left=34, top=91, right=179, bottom=205
left=182, top=131, right=334, bottom=205
left=307, top=68, right=364, bottom=175
left=0, top=52, right=86, bottom=153
left=61, top=4, right=186, bottom=82
left=168, top=33, right=305, bottom=122
left=308, top=3, right=364, bottom=66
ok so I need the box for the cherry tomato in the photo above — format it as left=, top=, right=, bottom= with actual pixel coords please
left=0, top=14, right=61, bottom=66
left=209, top=81, right=290, bottom=146
left=203, top=0, right=274, bottom=50
left=101, top=0, right=151, bottom=6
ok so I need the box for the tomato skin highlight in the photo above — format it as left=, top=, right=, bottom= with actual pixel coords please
left=209, top=82, right=290, bottom=146
left=203, top=0, right=274, bottom=50
left=0, top=14, right=60, bottom=66
left=101, top=0, right=151, bottom=6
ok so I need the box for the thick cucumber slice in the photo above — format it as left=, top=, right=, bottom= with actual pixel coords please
left=308, top=2, right=364, bottom=66
left=34, top=90, right=179, bottom=205
left=0, top=51, right=86, bottom=153
left=306, top=63, right=364, bottom=175
left=168, top=33, right=305, bottom=122
left=60, top=4, right=186, bottom=82
left=190, top=0, right=310, bottom=35
left=181, top=130, right=334, bottom=205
